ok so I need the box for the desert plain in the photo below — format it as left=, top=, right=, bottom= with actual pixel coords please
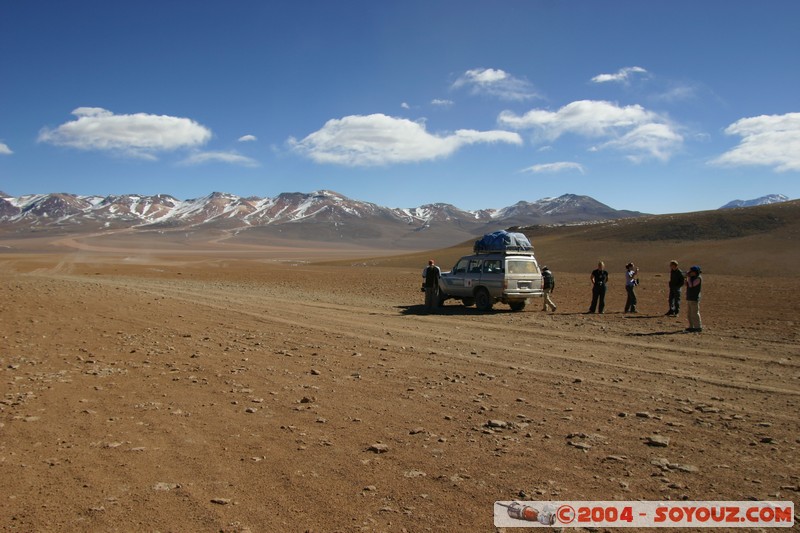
left=1, top=206, right=799, bottom=532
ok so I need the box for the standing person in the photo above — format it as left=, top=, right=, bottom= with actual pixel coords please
left=588, top=261, right=608, bottom=314
left=422, top=259, right=441, bottom=311
left=666, top=260, right=685, bottom=316
left=541, top=266, right=557, bottom=312
left=685, top=265, right=703, bottom=332
left=624, top=262, right=639, bottom=313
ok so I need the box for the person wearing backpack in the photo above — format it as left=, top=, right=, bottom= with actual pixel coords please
left=541, top=266, right=557, bottom=312
left=685, top=265, right=703, bottom=332
left=666, top=260, right=685, bottom=316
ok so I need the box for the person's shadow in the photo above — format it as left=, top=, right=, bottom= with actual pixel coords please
left=624, top=314, right=688, bottom=336
left=628, top=330, right=689, bottom=337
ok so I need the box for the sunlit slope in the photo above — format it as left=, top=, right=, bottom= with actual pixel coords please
left=327, top=200, right=800, bottom=277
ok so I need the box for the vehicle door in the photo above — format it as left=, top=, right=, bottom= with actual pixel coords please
left=441, top=257, right=471, bottom=296
left=464, top=258, right=484, bottom=293
left=480, top=257, right=504, bottom=296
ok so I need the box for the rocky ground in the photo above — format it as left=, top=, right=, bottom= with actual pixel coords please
left=0, top=253, right=798, bottom=532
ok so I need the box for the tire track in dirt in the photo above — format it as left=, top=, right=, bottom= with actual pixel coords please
left=82, top=274, right=795, bottom=361
left=113, top=278, right=800, bottom=362
left=36, top=273, right=800, bottom=406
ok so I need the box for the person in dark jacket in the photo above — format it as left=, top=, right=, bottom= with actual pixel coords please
left=685, top=265, right=703, bottom=332
left=588, top=261, right=608, bottom=313
left=422, top=259, right=441, bottom=310
left=666, top=260, right=685, bottom=316
left=624, top=262, right=639, bottom=313
left=541, top=266, right=556, bottom=312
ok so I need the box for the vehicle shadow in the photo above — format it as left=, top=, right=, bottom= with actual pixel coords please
left=397, top=304, right=508, bottom=316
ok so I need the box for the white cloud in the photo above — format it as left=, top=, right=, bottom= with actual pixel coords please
left=457, top=68, right=508, bottom=85
left=452, top=68, right=539, bottom=101
left=0, top=142, right=12, bottom=155
left=431, top=99, right=454, bottom=107
left=710, top=112, right=800, bottom=172
left=180, top=150, right=259, bottom=167
left=591, top=66, right=648, bottom=84
left=652, top=84, right=698, bottom=103
left=498, top=100, right=683, bottom=161
left=238, top=134, right=257, bottom=142
left=289, top=113, right=522, bottom=166
left=38, top=107, right=212, bottom=159
left=521, top=162, right=586, bottom=174
left=599, top=123, right=683, bottom=163
left=400, top=102, right=411, bottom=110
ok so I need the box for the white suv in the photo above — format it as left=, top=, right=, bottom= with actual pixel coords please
left=437, top=252, right=544, bottom=311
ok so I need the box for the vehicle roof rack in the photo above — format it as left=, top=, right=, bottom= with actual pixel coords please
left=474, top=248, right=535, bottom=255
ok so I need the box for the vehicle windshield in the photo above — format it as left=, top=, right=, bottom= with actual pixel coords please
left=507, top=259, right=539, bottom=274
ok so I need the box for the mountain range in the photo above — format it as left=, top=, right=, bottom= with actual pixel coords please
left=0, top=190, right=792, bottom=250
left=0, top=190, right=644, bottom=249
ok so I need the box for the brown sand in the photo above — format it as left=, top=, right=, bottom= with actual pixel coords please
left=1, top=249, right=798, bottom=532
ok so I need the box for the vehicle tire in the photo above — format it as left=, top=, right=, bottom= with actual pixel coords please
left=462, top=297, right=475, bottom=307
left=474, top=288, right=493, bottom=311
left=509, top=301, right=526, bottom=312
left=437, top=291, right=448, bottom=307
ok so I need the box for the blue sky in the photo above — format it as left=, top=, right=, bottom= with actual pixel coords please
left=1, top=1, right=798, bottom=214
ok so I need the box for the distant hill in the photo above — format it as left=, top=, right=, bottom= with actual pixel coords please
left=517, top=199, right=800, bottom=276
left=351, top=200, right=800, bottom=277
left=720, top=194, right=789, bottom=209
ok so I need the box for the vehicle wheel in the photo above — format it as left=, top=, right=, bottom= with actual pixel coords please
left=437, top=291, right=448, bottom=307
left=462, top=297, right=475, bottom=307
left=509, top=301, right=526, bottom=312
left=474, top=288, right=493, bottom=311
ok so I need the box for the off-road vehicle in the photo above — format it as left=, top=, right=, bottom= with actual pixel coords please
left=437, top=251, right=544, bottom=311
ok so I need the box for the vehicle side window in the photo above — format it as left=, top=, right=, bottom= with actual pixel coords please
left=453, top=259, right=469, bottom=274
left=483, top=259, right=502, bottom=273
left=468, top=259, right=482, bottom=274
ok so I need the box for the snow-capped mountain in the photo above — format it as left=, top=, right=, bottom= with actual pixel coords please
left=491, top=194, right=638, bottom=226
left=0, top=190, right=642, bottom=245
left=719, top=194, right=790, bottom=209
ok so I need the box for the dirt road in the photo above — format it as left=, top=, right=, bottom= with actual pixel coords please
left=1, top=255, right=798, bottom=531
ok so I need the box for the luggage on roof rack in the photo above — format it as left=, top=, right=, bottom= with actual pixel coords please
left=473, top=230, right=533, bottom=254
